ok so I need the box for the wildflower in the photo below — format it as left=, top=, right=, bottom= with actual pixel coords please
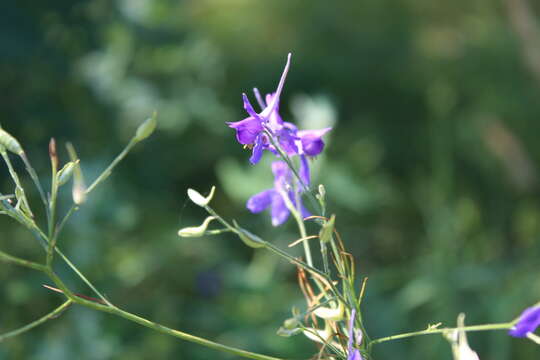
left=246, top=161, right=309, bottom=226
left=297, top=128, right=332, bottom=157
left=347, top=309, right=363, bottom=360
left=508, top=305, right=540, bottom=338
left=227, top=54, right=291, bottom=164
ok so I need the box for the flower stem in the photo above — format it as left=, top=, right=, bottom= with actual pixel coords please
left=0, top=300, right=73, bottom=342
left=0, top=250, right=47, bottom=272
left=85, top=139, right=137, bottom=194
left=368, top=322, right=514, bottom=349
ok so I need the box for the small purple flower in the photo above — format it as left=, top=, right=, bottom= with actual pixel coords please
left=509, top=305, right=540, bottom=338
left=246, top=161, right=309, bottom=226
left=298, top=128, right=332, bottom=157
left=348, top=309, right=364, bottom=360
left=227, top=54, right=292, bottom=164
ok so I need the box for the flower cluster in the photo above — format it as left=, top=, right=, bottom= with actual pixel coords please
left=227, top=54, right=331, bottom=225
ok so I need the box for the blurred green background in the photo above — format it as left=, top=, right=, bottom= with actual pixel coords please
left=1, top=0, right=540, bottom=359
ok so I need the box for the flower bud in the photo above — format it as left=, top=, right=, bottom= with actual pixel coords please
left=313, top=300, right=344, bottom=321
left=237, top=228, right=266, bottom=248
left=72, top=181, right=86, bottom=205
left=318, top=214, right=335, bottom=244
left=318, top=184, right=326, bottom=199
left=445, top=314, right=480, bottom=360
left=57, top=161, right=77, bottom=186
left=49, top=138, right=58, bottom=170
left=178, top=216, right=216, bottom=237
left=134, top=112, right=157, bottom=142
left=0, top=127, right=23, bottom=155
left=187, top=186, right=215, bottom=207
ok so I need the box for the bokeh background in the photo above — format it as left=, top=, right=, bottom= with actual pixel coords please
left=1, top=0, right=540, bottom=359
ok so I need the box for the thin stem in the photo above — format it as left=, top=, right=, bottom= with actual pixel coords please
left=18, top=216, right=112, bottom=307
left=85, top=139, right=137, bottom=194
left=54, top=247, right=113, bottom=307
left=47, top=149, right=59, bottom=267
left=368, top=322, right=514, bottom=348
left=55, top=205, right=79, bottom=238
left=204, top=205, right=345, bottom=304
left=0, top=300, right=72, bottom=342
left=1, top=151, right=34, bottom=218
left=0, top=250, right=47, bottom=272
left=20, top=152, right=49, bottom=209
left=44, top=279, right=284, bottom=360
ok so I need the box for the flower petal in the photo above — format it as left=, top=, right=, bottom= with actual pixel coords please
left=298, top=127, right=332, bottom=156
left=242, top=93, right=259, bottom=118
left=509, top=305, right=540, bottom=338
left=260, top=53, right=291, bottom=119
left=227, top=117, right=264, bottom=145
left=271, top=161, right=290, bottom=181
left=249, top=134, right=265, bottom=164
left=271, top=191, right=290, bottom=226
left=247, top=189, right=275, bottom=213
left=299, top=155, right=310, bottom=187
left=348, top=349, right=363, bottom=360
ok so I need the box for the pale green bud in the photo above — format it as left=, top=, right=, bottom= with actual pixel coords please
left=237, top=227, right=266, bottom=248
left=276, top=317, right=302, bottom=337
left=187, top=186, right=215, bottom=207
left=178, top=216, right=216, bottom=237
left=134, top=112, right=157, bottom=142
left=0, top=127, right=23, bottom=155
left=318, top=214, right=335, bottom=243
left=57, top=161, right=77, bottom=186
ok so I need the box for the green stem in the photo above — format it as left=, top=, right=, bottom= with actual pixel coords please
left=0, top=300, right=72, bottom=342
left=20, top=152, right=49, bottom=210
left=47, top=152, right=59, bottom=267
left=0, top=250, right=47, bottom=272
left=368, top=322, right=514, bottom=349
left=85, top=139, right=137, bottom=194
left=46, top=272, right=284, bottom=360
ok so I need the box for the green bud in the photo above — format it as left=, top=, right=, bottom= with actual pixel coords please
left=178, top=216, right=216, bottom=237
left=318, top=214, right=335, bottom=243
left=0, top=127, right=23, bottom=155
left=57, top=161, right=77, bottom=186
left=187, top=186, right=215, bottom=207
left=134, top=112, right=157, bottom=142
left=235, top=225, right=266, bottom=249
left=283, top=317, right=300, bottom=329
left=277, top=317, right=302, bottom=337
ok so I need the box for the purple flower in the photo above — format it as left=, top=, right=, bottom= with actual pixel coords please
left=227, top=54, right=292, bottom=164
left=298, top=128, right=332, bottom=157
left=348, top=309, right=364, bottom=360
left=509, top=305, right=540, bottom=338
left=246, top=161, right=309, bottom=226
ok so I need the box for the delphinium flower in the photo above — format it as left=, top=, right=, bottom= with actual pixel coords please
left=226, top=54, right=292, bottom=164
left=227, top=53, right=332, bottom=166
left=508, top=305, right=540, bottom=338
left=227, top=53, right=332, bottom=226
left=347, top=309, right=363, bottom=360
left=246, top=161, right=310, bottom=226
